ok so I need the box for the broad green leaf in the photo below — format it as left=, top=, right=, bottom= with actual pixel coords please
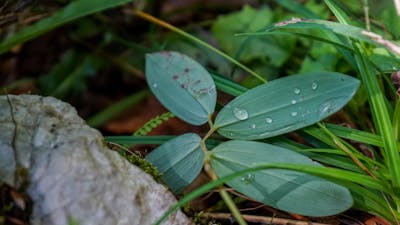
left=0, top=0, right=131, bottom=54
left=214, top=72, right=360, bottom=140
left=145, top=133, right=204, bottom=193
left=210, top=140, right=353, bottom=216
left=146, top=51, right=216, bottom=125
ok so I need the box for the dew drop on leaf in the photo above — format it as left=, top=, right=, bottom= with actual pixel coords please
left=233, top=107, right=249, bottom=120
left=319, top=102, right=334, bottom=117
left=293, top=88, right=301, bottom=94
left=152, top=83, right=158, bottom=88
left=291, top=111, right=298, bottom=117
left=291, top=100, right=297, bottom=104
left=265, top=117, right=273, bottom=124
left=240, top=174, right=255, bottom=184
left=312, top=82, right=318, bottom=90
left=251, top=124, right=256, bottom=129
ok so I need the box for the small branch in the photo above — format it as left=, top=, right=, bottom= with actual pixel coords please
left=362, top=0, right=370, bottom=31
left=201, top=212, right=331, bottom=225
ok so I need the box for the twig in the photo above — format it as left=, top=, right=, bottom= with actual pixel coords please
left=201, top=212, right=331, bottom=225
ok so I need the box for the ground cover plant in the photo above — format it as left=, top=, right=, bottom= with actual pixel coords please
left=1, top=0, right=400, bottom=224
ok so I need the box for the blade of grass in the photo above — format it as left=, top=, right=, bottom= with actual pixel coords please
left=210, top=72, right=248, bottom=97
left=354, top=48, right=400, bottom=190
left=271, top=138, right=365, bottom=172
left=0, top=0, right=132, bottom=54
left=344, top=182, right=397, bottom=223
left=393, top=99, right=400, bottom=140
left=129, top=10, right=266, bottom=83
left=303, top=125, right=386, bottom=169
left=105, top=135, right=222, bottom=148
left=105, top=135, right=174, bottom=145
left=326, top=0, right=400, bottom=192
left=87, top=89, right=149, bottom=127
left=325, top=123, right=383, bottom=147
left=318, top=123, right=376, bottom=178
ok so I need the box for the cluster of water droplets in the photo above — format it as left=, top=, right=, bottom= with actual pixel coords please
left=289, top=81, right=321, bottom=117
left=229, top=81, right=326, bottom=134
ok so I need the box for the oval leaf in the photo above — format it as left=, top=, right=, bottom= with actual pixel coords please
left=145, top=133, right=204, bottom=193
left=210, top=140, right=353, bottom=216
left=146, top=51, right=217, bottom=125
left=214, top=72, right=359, bottom=140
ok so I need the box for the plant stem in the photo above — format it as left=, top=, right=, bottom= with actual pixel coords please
left=318, top=123, right=376, bottom=178
left=200, top=123, right=247, bottom=225
left=362, top=0, right=370, bottom=31
left=131, top=10, right=266, bottom=83
left=203, top=163, right=248, bottom=225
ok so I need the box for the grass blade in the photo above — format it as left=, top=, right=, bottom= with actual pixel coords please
left=325, top=123, right=383, bottom=147
left=0, top=0, right=132, bottom=54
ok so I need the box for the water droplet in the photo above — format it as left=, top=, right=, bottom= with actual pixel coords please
left=311, top=82, right=318, bottom=90
left=152, top=83, right=158, bottom=88
left=319, top=99, right=340, bottom=117
left=291, top=111, right=298, bottom=117
left=265, top=117, right=273, bottom=124
left=233, top=107, right=248, bottom=120
left=240, top=174, right=255, bottom=184
left=293, top=88, right=301, bottom=94
left=291, top=100, right=297, bottom=104
left=251, top=124, right=256, bottom=129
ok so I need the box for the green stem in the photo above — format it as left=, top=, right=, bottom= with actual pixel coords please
left=132, top=10, right=266, bottom=83
left=318, top=123, right=376, bottom=178
left=201, top=123, right=247, bottom=225
left=203, top=163, right=248, bottom=225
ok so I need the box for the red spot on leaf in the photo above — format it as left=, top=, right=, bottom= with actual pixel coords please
left=184, top=68, right=189, bottom=73
left=172, top=75, right=179, bottom=80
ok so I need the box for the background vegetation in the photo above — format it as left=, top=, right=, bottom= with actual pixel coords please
left=1, top=0, right=400, bottom=224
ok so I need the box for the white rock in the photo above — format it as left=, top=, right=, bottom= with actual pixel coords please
left=0, top=95, right=193, bottom=225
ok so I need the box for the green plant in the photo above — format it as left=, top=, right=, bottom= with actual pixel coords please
left=2, top=0, right=400, bottom=224
left=112, top=1, right=400, bottom=224
left=141, top=50, right=360, bottom=224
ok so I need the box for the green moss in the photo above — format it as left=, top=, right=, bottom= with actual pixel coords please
left=118, top=150, right=163, bottom=182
